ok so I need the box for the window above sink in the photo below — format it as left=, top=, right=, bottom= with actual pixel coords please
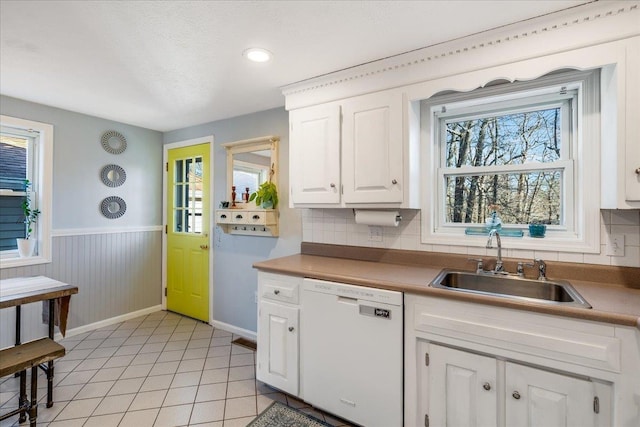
left=420, top=69, right=602, bottom=253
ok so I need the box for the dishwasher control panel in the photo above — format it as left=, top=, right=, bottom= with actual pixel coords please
left=303, top=278, right=403, bottom=305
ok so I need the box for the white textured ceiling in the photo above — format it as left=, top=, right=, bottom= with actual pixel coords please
left=0, top=0, right=589, bottom=132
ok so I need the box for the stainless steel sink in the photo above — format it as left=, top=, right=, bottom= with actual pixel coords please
left=430, top=269, right=592, bottom=308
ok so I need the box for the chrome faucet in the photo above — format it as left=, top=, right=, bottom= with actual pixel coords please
left=534, top=258, right=547, bottom=281
left=486, top=229, right=504, bottom=273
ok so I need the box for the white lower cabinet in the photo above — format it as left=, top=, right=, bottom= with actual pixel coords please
left=405, top=294, right=629, bottom=427
left=423, top=343, right=607, bottom=427
left=505, top=362, right=605, bottom=427
left=256, top=272, right=301, bottom=397
left=426, top=344, right=498, bottom=427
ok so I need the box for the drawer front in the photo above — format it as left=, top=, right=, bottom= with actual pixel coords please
left=231, top=211, right=248, bottom=223
left=216, top=210, right=233, bottom=224
left=258, top=272, right=301, bottom=305
left=407, top=294, right=621, bottom=373
left=245, top=212, right=267, bottom=225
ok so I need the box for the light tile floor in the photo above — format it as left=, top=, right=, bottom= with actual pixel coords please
left=0, top=310, right=353, bottom=427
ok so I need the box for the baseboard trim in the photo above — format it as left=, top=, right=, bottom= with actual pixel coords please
left=211, top=319, right=257, bottom=341
left=56, top=305, right=163, bottom=340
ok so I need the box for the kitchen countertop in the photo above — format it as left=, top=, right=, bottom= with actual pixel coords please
left=254, top=252, right=640, bottom=330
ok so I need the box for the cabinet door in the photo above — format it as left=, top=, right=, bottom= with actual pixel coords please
left=505, top=362, right=599, bottom=427
left=428, top=344, right=498, bottom=427
left=256, top=300, right=299, bottom=396
left=342, top=90, right=403, bottom=204
left=289, top=104, right=341, bottom=205
left=625, top=37, right=640, bottom=202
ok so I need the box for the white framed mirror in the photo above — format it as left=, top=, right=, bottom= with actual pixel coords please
left=221, top=135, right=279, bottom=207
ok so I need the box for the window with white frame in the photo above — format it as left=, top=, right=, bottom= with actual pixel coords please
left=0, top=115, right=53, bottom=266
left=421, top=70, right=601, bottom=252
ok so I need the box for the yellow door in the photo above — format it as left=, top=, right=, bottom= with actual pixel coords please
left=167, top=143, right=210, bottom=322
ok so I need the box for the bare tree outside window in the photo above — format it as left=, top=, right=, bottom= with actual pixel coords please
left=443, top=107, right=563, bottom=226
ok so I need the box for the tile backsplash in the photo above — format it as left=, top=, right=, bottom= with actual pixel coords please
left=301, top=209, right=640, bottom=268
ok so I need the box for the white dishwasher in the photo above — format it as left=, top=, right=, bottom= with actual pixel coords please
left=302, top=278, right=403, bottom=427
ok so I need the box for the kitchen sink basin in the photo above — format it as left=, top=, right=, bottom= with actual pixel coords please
left=430, top=270, right=592, bottom=308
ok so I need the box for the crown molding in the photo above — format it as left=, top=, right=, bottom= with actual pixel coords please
left=282, top=1, right=639, bottom=110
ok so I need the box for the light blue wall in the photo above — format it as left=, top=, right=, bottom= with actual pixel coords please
left=1, top=95, right=164, bottom=229
left=0, top=95, right=164, bottom=342
left=164, top=107, right=302, bottom=333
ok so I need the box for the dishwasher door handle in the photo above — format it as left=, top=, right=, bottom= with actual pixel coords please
left=337, top=296, right=358, bottom=304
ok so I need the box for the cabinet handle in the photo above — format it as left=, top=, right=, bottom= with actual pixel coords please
left=392, top=179, right=398, bottom=185
left=274, top=289, right=280, bottom=295
left=330, top=183, right=336, bottom=188
left=199, top=244, right=209, bottom=250
left=483, top=382, right=491, bottom=391
left=288, top=326, right=295, bottom=332
left=512, top=391, right=521, bottom=400
left=636, top=167, right=640, bottom=174
left=220, top=214, right=227, bottom=219
left=253, top=215, right=260, bottom=220
left=236, top=215, right=243, bottom=219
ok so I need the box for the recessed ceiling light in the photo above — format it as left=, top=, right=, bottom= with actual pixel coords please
left=243, top=48, right=273, bottom=63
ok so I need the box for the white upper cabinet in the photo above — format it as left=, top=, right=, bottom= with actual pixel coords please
left=602, top=36, right=640, bottom=208
left=342, top=91, right=403, bottom=204
left=623, top=37, right=640, bottom=203
left=289, top=104, right=341, bottom=205
left=289, top=89, right=414, bottom=207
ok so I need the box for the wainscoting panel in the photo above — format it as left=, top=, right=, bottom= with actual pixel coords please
left=0, top=230, right=162, bottom=348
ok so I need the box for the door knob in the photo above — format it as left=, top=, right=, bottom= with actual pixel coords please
left=635, top=167, right=640, bottom=174
left=199, top=244, right=209, bottom=250
left=330, top=183, right=336, bottom=188
left=512, top=391, right=521, bottom=400
left=288, top=326, right=295, bottom=332
left=274, top=289, right=280, bottom=295
left=392, top=179, right=398, bottom=185
left=483, top=382, right=491, bottom=391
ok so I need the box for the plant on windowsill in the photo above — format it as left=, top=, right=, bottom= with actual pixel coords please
left=17, top=179, right=40, bottom=257
left=249, top=181, right=278, bottom=209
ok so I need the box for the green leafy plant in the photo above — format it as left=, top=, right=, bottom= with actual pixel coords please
left=249, top=181, right=278, bottom=209
left=21, top=180, right=40, bottom=239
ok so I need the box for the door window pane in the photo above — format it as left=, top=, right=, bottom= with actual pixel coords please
left=173, top=156, right=203, bottom=234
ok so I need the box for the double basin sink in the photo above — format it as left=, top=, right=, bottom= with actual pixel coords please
left=430, top=269, right=592, bottom=309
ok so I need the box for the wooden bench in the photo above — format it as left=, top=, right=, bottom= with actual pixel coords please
left=0, top=338, right=65, bottom=426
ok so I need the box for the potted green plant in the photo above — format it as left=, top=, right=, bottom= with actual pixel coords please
left=249, top=181, right=278, bottom=209
left=17, top=179, right=40, bottom=257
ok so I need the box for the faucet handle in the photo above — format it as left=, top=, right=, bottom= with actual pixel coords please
left=534, top=258, right=547, bottom=281
left=516, top=261, right=535, bottom=277
left=468, top=258, right=484, bottom=273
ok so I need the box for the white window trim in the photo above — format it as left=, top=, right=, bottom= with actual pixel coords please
left=421, top=70, right=601, bottom=253
left=0, top=115, right=53, bottom=268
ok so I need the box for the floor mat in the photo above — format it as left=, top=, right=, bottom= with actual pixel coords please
left=248, top=401, right=332, bottom=427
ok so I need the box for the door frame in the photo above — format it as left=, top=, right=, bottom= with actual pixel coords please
left=162, top=136, right=215, bottom=324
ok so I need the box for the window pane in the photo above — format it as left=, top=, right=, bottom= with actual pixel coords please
left=0, top=134, right=28, bottom=250
left=445, top=171, right=562, bottom=225
left=0, top=135, right=27, bottom=190
left=445, top=107, right=561, bottom=168
left=173, top=157, right=203, bottom=235
left=0, top=195, right=25, bottom=250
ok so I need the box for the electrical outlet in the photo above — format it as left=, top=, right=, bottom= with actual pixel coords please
left=606, top=234, right=624, bottom=256
left=368, top=226, right=383, bottom=242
